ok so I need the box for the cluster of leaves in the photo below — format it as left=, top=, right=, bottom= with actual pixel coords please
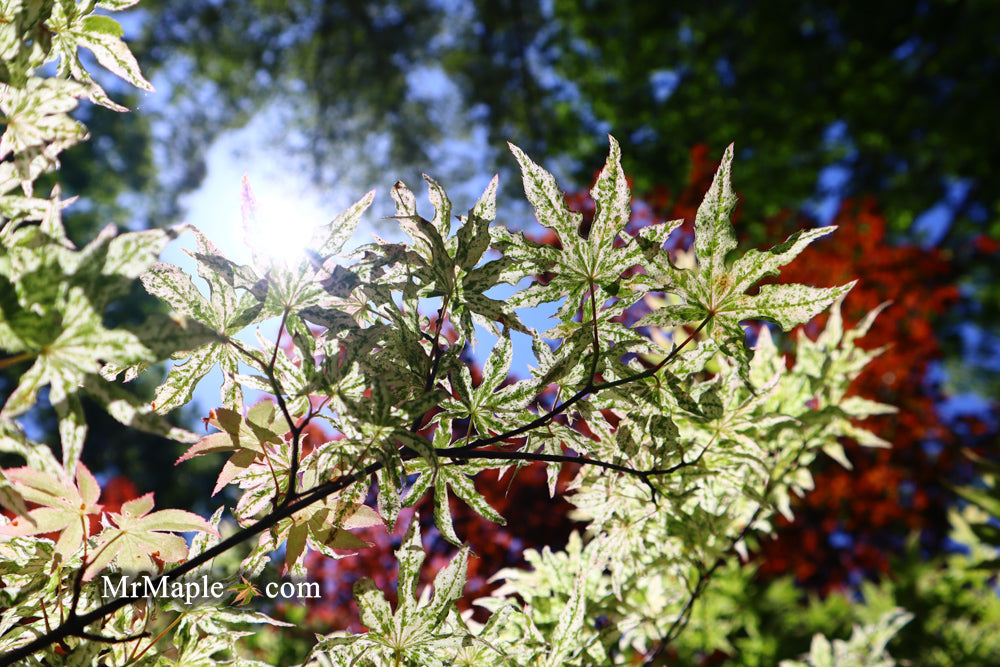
left=614, top=143, right=999, bottom=593
left=751, top=196, right=998, bottom=589
left=564, top=143, right=998, bottom=593
left=0, top=3, right=921, bottom=666
left=278, top=142, right=1000, bottom=664
left=654, top=506, right=1000, bottom=667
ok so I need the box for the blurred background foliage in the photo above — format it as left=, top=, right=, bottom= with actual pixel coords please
left=57, top=0, right=1000, bottom=393
left=5, top=0, right=999, bottom=663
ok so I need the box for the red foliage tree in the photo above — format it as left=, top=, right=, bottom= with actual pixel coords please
left=751, top=197, right=991, bottom=590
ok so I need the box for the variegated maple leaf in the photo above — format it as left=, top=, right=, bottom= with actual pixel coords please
left=640, top=144, right=856, bottom=381
left=310, top=516, right=471, bottom=662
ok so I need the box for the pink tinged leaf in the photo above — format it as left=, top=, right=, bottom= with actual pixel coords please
left=176, top=432, right=238, bottom=464
left=342, top=504, right=383, bottom=529
left=55, top=520, right=86, bottom=560
left=130, top=532, right=189, bottom=562
left=83, top=540, right=119, bottom=581
left=116, top=537, right=154, bottom=574
left=131, top=509, right=218, bottom=536
left=3, top=466, right=76, bottom=502
left=0, top=507, right=71, bottom=536
left=85, top=529, right=187, bottom=580
left=213, top=448, right=258, bottom=495
left=240, top=174, right=259, bottom=250
left=119, top=492, right=155, bottom=518
left=75, top=462, right=100, bottom=506
left=0, top=464, right=102, bottom=558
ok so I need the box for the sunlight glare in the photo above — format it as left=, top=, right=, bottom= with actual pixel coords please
left=240, top=175, right=329, bottom=266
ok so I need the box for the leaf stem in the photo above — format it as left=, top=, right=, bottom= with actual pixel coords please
left=125, top=611, right=185, bottom=666
left=0, top=351, right=33, bottom=371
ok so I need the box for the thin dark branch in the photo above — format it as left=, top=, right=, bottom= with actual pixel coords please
left=269, top=308, right=308, bottom=504
left=594, top=314, right=711, bottom=393
left=68, top=540, right=87, bottom=618
left=642, top=422, right=819, bottom=664
left=427, top=294, right=450, bottom=392
left=228, top=329, right=307, bottom=506
left=641, top=506, right=762, bottom=667
left=408, top=293, right=451, bottom=435
left=442, top=447, right=692, bottom=480
left=445, top=314, right=712, bottom=454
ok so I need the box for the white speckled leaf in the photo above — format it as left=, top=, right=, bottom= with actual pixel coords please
left=694, top=143, right=738, bottom=284
left=730, top=282, right=857, bottom=330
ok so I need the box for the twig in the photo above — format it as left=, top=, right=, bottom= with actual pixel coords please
left=444, top=314, right=712, bottom=454
left=641, top=421, right=821, bottom=664
left=443, top=448, right=693, bottom=480
left=641, top=506, right=762, bottom=666
left=227, top=329, right=307, bottom=506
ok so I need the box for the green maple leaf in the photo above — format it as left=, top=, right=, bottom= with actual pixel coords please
left=274, top=501, right=382, bottom=575
left=383, top=176, right=527, bottom=343
left=47, top=1, right=153, bottom=111
left=83, top=492, right=218, bottom=580
left=404, top=427, right=506, bottom=547
left=140, top=232, right=261, bottom=413
left=143, top=183, right=372, bottom=413
left=1, top=214, right=202, bottom=467
left=448, top=335, right=524, bottom=436
left=0, top=77, right=88, bottom=161
left=501, top=136, right=678, bottom=375
left=640, top=143, right=855, bottom=381
left=0, top=283, right=153, bottom=468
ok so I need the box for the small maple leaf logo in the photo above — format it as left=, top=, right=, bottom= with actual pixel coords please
left=228, top=576, right=260, bottom=606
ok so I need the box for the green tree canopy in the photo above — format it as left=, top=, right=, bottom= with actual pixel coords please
left=111, top=0, right=997, bottom=389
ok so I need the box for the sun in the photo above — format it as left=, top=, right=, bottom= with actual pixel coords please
left=240, top=175, right=330, bottom=266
